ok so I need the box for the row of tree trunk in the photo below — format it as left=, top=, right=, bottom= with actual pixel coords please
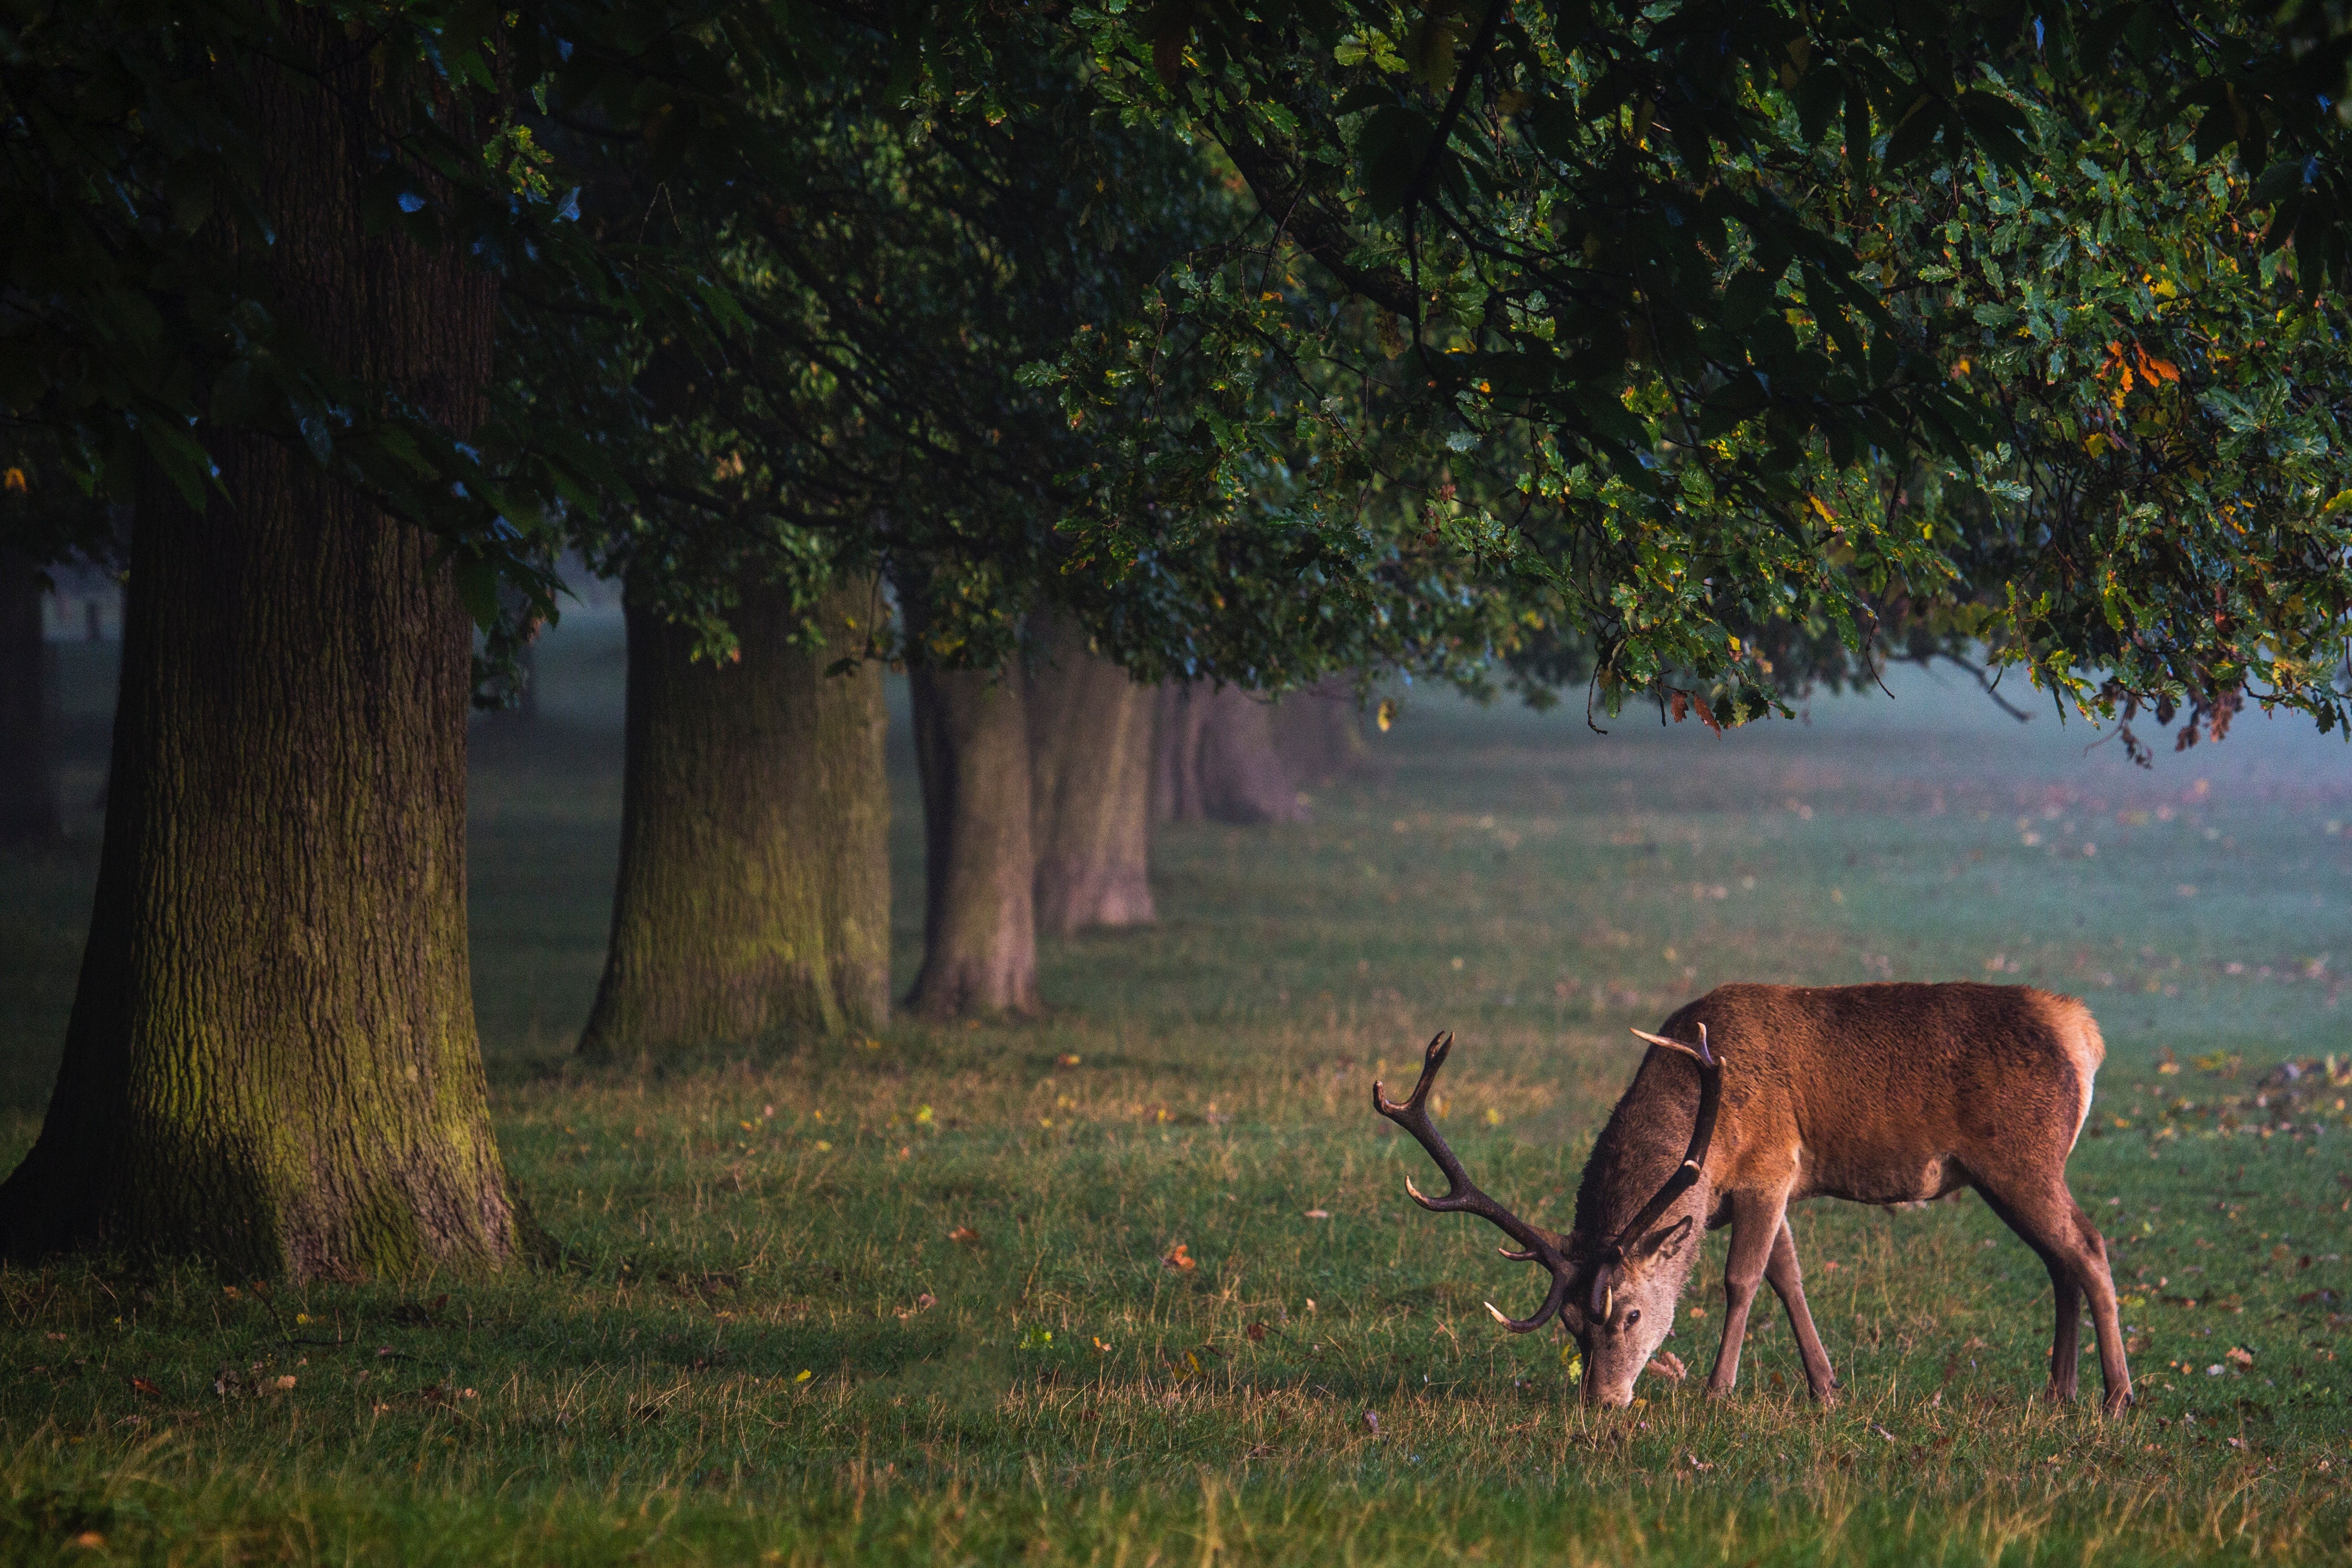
left=0, top=19, right=1361, bottom=1269
left=564, top=585, right=1359, bottom=1049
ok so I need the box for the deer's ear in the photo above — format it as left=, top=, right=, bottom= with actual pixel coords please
left=1631, top=1214, right=1694, bottom=1264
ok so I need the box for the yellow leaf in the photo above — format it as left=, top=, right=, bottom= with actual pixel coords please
left=1375, top=698, right=1396, bottom=733
left=794, top=1369, right=813, bottom=1384
left=1805, top=494, right=1836, bottom=525
left=2320, top=489, right=2352, bottom=519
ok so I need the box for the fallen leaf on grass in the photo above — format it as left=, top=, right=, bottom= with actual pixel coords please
left=2226, top=1345, right=2254, bottom=1368
left=1165, top=1242, right=1196, bottom=1272
left=129, top=1377, right=160, bottom=1399
left=1058, top=1054, right=1082, bottom=1067
left=895, top=1292, right=938, bottom=1321
left=947, top=1226, right=979, bottom=1245
left=1304, top=1209, right=1331, bottom=1220
left=1684, top=1451, right=1713, bottom=1473
left=1247, top=1322, right=1268, bottom=1343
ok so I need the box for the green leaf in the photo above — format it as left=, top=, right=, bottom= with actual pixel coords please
left=454, top=556, right=502, bottom=631
left=1955, top=91, right=2032, bottom=173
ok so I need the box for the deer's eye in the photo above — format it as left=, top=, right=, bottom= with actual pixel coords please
left=1623, top=1309, right=1640, bottom=1328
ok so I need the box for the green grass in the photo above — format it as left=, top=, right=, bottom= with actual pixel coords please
left=3, top=617, right=2350, bottom=1564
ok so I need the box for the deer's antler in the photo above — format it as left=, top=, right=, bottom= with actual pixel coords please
left=1373, top=1032, right=1573, bottom=1333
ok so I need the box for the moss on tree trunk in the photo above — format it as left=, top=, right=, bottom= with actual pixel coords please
left=1027, top=616, right=1155, bottom=934
left=0, top=552, right=58, bottom=846
left=577, top=580, right=888, bottom=1058
left=0, top=19, right=524, bottom=1278
left=904, top=600, right=1039, bottom=1016
left=1153, top=682, right=1308, bottom=825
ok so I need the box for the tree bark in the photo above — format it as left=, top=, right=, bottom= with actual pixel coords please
left=1026, top=616, right=1156, bottom=934
left=577, top=580, right=888, bottom=1058
left=1152, top=682, right=1309, bottom=824
left=905, top=632, right=1039, bottom=1018
left=0, top=552, right=59, bottom=846
left=0, top=20, right=524, bottom=1278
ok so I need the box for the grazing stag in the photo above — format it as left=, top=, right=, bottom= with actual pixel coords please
left=1374, top=983, right=2132, bottom=1414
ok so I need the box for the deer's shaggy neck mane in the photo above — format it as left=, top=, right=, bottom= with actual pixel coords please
left=1571, top=1048, right=1709, bottom=1254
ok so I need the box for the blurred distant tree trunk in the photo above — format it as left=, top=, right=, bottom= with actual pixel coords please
left=1271, top=676, right=1370, bottom=789
left=1153, top=682, right=1308, bottom=825
left=1027, top=614, right=1155, bottom=935
left=903, top=591, right=1038, bottom=1017
left=578, top=578, right=888, bottom=1058
left=0, top=11, right=526, bottom=1278
left=0, top=551, right=59, bottom=846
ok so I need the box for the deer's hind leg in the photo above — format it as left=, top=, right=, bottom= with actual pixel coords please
left=1763, top=1217, right=1839, bottom=1404
left=1973, top=1176, right=2133, bottom=1415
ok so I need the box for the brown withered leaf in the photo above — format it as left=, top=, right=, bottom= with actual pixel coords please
left=947, top=1226, right=979, bottom=1245
left=1246, top=1322, right=1268, bottom=1343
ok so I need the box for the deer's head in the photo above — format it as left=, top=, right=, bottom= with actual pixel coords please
left=1374, top=1026, right=1720, bottom=1407
left=1564, top=1211, right=1699, bottom=1405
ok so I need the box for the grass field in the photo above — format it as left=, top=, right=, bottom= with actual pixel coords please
left=3, top=616, right=2351, bottom=1564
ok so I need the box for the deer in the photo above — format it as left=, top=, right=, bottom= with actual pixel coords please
left=1374, top=982, right=2132, bottom=1414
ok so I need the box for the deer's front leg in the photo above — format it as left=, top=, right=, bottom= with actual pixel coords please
left=1705, top=1189, right=1784, bottom=1396
left=1763, top=1217, right=1839, bottom=1404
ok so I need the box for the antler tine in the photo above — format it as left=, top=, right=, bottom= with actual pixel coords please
left=1373, top=1031, right=1573, bottom=1334
left=1629, top=1020, right=1716, bottom=1067
left=1485, top=1266, right=1572, bottom=1334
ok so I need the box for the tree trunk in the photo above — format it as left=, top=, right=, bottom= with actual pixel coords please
left=0, top=22, right=524, bottom=1278
left=905, top=624, right=1039, bottom=1017
left=1026, top=616, right=1155, bottom=935
left=1271, top=676, right=1371, bottom=788
left=1152, top=682, right=1308, bottom=825
left=0, top=552, right=59, bottom=846
left=577, top=580, right=888, bottom=1058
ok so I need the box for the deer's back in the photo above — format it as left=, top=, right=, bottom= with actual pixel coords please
left=1662, top=982, right=2102, bottom=1206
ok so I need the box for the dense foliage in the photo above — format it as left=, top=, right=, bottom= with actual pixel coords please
left=5, top=0, right=2351, bottom=721
left=1018, top=0, right=2352, bottom=728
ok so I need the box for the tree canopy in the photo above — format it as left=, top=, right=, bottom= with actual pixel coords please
left=6, top=0, right=2352, bottom=723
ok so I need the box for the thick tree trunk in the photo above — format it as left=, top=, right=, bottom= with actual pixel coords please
left=1152, top=682, right=1308, bottom=824
left=0, top=553, right=59, bottom=846
left=0, top=22, right=523, bottom=1278
left=1026, top=616, right=1155, bottom=934
left=905, top=638, right=1039, bottom=1018
left=1271, top=676, right=1371, bottom=788
left=577, top=580, right=888, bottom=1058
